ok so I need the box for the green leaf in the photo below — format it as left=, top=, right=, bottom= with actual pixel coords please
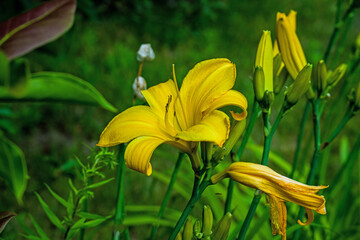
left=71, top=216, right=111, bottom=230
left=0, top=72, right=117, bottom=113
left=44, top=183, right=70, bottom=209
left=84, top=178, right=114, bottom=190
left=68, top=178, right=78, bottom=195
left=0, top=133, right=28, bottom=205
left=34, top=192, right=66, bottom=232
left=0, top=0, right=76, bottom=60
left=66, top=191, right=74, bottom=218
left=29, top=215, right=50, bottom=240
left=8, top=58, right=31, bottom=96
left=77, top=212, right=111, bottom=220
left=123, top=215, right=175, bottom=227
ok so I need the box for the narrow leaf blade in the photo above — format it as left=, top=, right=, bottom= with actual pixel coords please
left=35, top=193, right=65, bottom=232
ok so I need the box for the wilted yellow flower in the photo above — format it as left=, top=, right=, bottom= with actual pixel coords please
left=97, top=59, right=248, bottom=175
left=276, top=10, right=307, bottom=80
left=211, top=162, right=327, bottom=240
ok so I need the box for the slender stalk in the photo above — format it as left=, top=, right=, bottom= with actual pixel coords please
left=236, top=105, right=285, bottom=240
left=149, top=153, right=185, bottom=240
left=113, top=145, right=129, bottom=240
left=290, top=101, right=311, bottom=178
left=293, top=99, right=321, bottom=240
left=169, top=174, right=202, bottom=240
left=64, top=198, right=81, bottom=239
left=322, top=103, right=355, bottom=150
left=323, top=1, right=356, bottom=63
left=224, top=102, right=260, bottom=214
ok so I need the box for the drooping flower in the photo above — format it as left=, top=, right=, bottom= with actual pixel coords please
left=211, top=162, right=327, bottom=240
left=276, top=10, right=307, bottom=80
left=97, top=59, right=248, bottom=175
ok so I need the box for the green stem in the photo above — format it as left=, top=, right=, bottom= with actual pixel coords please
left=322, top=104, right=355, bottom=150
left=293, top=99, right=321, bottom=240
left=323, top=2, right=356, bottom=62
left=224, top=102, right=260, bottom=214
left=169, top=174, right=202, bottom=240
left=149, top=153, right=185, bottom=240
left=113, top=145, right=129, bottom=240
left=236, top=105, right=285, bottom=240
left=290, top=101, right=311, bottom=178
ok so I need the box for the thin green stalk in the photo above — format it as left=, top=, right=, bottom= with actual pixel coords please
left=293, top=99, right=321, bottom=240
left=236, top=105, right=285, bottom=240
left=113, top=145, right=129, bottom=240
left=323, top=1, right=356, bottom=62
left=290, top=101, right=311, bottom=178
left=149, top=153, right=185, bottom=240
left=322, top=103, right=355, bottom=150
left=224, top=102, right=260, bottom=214
left=169, top=174, right=202, bottom=240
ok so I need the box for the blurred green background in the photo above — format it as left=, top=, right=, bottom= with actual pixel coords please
left=0, top=0, right=359, bottom=239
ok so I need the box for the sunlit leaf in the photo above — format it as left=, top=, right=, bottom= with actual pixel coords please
left=0, top=133, right=28, bottom=205
left=0, top=211, right=16, bottom=234
left=71, top=216, right=111, bottom=229
left=0, top=0, right=76, bottom=60
left=0, top=72, right=117, bottom=112
left=84, top=178, right=114, bottom=190
left=35, top=192, right=66, bottom=232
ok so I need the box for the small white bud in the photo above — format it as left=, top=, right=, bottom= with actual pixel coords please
left=132, top=76, right=147, bottom=100
left=137, top=43, right=155, bottom=62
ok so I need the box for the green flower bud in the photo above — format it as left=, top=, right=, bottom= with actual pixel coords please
left=326, top=63, right=347, bottom=87
left=194, top=219, right=202, bottom=239
left=274, top=67, right=288, bottom=94
left=314, top=60, right=327, bottom=94
left=253, top=66, right=265, bottom=102
left=212, top=212, right=232, bottom=240
left=212, top=119, right=246, bottom=162
left=202, top=205, right=213, bottom=237
left=285, top=64, right=312, bottom=105
left=273, top=53, right=283, bottom=76
left=255, top=30, right=273, bottom=93
left=183, top=218, right=194, bottom=240
left=263, top=90, right=275, bottom=110
left=175, top=232, right=182, bottom=240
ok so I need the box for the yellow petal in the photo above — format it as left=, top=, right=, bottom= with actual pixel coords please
left=288, top=10, right=297, bottom=31
left=225, top=162, right=328, bottom=213
left=179, top=59, right=236, bottom=126
left=267, top=195, right=287, bottom=240
left=97, top=106, right=171, bottom=147
left=297, top=208, right=314, bottom=226
left=176, top=110, right=230, bottom=147
left=201, top=90, right=248, bottom=121
left=141, top=79, right=178, bottom=132
left=124, top=136, right=165, bottom=176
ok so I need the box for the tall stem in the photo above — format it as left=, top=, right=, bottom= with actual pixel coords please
left=224, top=102, right=260, bottom=214
left=290, top=101, right=311, bottom=178
left=149, top=153, right=185, bottom=240
left=236, top=105, right=284, bottom=240
left=113, top=145, right=129, bottom=240
left=293, top=99, right=321, bottom=240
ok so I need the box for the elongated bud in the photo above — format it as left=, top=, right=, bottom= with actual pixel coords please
left=194, top=219, right=202, bottom=239
left=183, top=218, right=194, bottom=240
left=212, top=119, right=246, bottom=162
left=253, top=66, right=265, bottom=102
left=202, top=205, right=213, bottom=237
left=274, top=67, right=288, bottom=94
left=276, top=11, right=307, bottom=80
left=314, top=60, right=327, bottom=93
left=255, top=30, right=273, bottom=94
left=175, top=232, right=182, bottom=240
left=137, top=43, right=155, bottom=62
left=212, top=212, right=232, bottom=240
left=133, top=76, right=147, bottom=100
left=273, top=53, right=283, bottom=77
left=285, top=64, right=312, bottom=105
left=326, top=64, right=347, bottom=87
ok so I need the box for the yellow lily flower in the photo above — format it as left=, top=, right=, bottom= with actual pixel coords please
left=97, top=59, right=248, bottom=176
left=211, top=162, right=327, bottom=240
left=276, top=10, right=307, bottom=80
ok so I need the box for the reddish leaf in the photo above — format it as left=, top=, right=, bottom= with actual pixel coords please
left=0, top=211, right=16, bottom=233
left=0, top=0, right=76, bottom=60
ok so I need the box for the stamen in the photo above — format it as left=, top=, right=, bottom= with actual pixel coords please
left=172, top=64, right=189, bottom=129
